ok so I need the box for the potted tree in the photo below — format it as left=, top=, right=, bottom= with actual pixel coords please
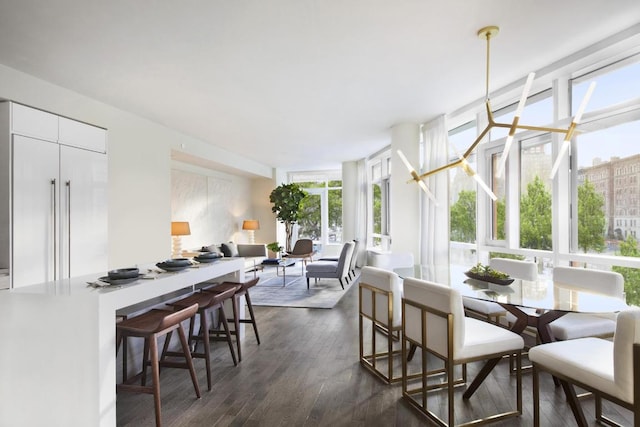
left=269, top=183, right=308, bottom=252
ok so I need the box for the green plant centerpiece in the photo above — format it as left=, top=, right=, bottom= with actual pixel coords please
left=269, top=183, right=308, bottom=252
left=465, top=262, right=514, bottom=285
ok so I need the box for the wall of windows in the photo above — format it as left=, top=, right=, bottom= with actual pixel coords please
left=448, top=38, right=640, bottom=306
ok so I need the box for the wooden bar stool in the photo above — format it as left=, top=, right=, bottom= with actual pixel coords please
left=116, top=303, right=201, bottom=427
left=202, top=277, right=260, bottom=362
left=162, top=285, right=240, bottom=391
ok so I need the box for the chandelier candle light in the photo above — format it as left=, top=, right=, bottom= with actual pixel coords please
left=403, top=25, right=596, bottom=197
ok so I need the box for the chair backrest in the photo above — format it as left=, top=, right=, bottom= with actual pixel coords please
left=489, top=258, right=538, bottom=281
left=403, top=277, right=465, bottom=359
left=613, top=308, right=640, bottom=403
left=290, top=239, right=313, bottom=255
left=553, top=266, right=624, bottom=298
left=348, top=239, right=360, bottom=271
left=360, top=266, right=402, bottom=328
left=337, top=241, right=355, bottom=278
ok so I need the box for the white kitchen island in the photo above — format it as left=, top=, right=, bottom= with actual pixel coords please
left=0, top=258, right=245, bottom=427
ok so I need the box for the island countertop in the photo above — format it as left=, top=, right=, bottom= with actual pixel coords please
left=0, top=257, right=245, bottom=427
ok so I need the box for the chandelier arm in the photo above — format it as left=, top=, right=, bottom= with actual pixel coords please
left=419, top=158, right=464, bottom=179
left=512, top=123, right=571, bottom=134
left=461, top=124, right=492, bottom=159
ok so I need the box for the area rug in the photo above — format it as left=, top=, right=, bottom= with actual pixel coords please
left=250, top=272, right=357, bottom=309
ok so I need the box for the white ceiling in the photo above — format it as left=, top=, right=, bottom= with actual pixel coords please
left=0, top=1, right=638, bottom=172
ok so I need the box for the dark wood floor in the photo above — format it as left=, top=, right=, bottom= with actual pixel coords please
left=116, top=274, right=633, bottom=426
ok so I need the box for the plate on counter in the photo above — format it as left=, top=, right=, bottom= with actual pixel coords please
left=194, top=255, right=220, bottom=263
left=96, top=274, right=143, bottom=286
left=156, top=262, right=192, bottom=272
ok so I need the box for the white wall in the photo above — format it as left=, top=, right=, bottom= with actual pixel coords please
left=0, top=64, right=273, bottom=269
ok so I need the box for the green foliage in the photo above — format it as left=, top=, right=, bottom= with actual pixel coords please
left=269, top=183, right=308, bottom=252
left=489, top=252, right=525, bottom=261
left=372, top=183, right=382, bottom=234
left=298, top=194, right=320, bottom=240
left=296, top=185, right=342, bottom=242
left=613, top=235, right=640, bottom=307
left=520, top=176, right=552, bottom=250
left=266, top=242, right=282, bottom=254
left=450, top=190, right=476, bottom=242
left=495, top=198, right=506, bottom=240
left=577, top=178, right=606, bottom=253
left=469, top=263, right=510, bottom=279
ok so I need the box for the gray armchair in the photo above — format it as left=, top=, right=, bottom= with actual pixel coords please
left=305, top=241, right=355, bottom=290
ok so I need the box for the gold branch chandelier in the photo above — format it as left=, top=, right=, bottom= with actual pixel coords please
left=401, top=25, right=595, bottom=199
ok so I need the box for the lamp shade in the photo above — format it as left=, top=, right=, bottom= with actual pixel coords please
left=242, top=220, right=260, bottom=231
left=171, top=221, right=191, bottom=236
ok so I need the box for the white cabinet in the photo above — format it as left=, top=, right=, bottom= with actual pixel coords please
left=0, top=102, right=108, bottom=288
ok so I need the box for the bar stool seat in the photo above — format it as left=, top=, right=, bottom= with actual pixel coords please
left=202, top=277, right=261, bottom=362
left=116, top=303, right=201, bottom=427
left=163, top=285, right=240, bottom=391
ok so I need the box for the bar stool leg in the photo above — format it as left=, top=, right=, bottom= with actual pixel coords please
left=244, top=292, right=260, bottom=345
left=229, top=294, right=242, bottom=362
left=141, top=338, right=151, bottom=386
left=217, top=305, right=238, bottom=366
left=176, top=323, right=201, bottom=398
left=199, top=309, right=212, bottom=391
left=149, top=334, right=163, bottom=427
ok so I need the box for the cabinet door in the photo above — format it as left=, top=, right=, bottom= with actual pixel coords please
left=59, top=117, right=106, bottom=153
left=12, top=135, right=60, bottom=288
left=11, top=103, right=58, bottom=142
left=60, top=146, right=108, bottom=278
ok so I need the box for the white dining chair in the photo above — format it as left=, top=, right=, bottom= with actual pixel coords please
left=548, top=266, right=624, bottom=341
left=402, top=277, right=524, bottom=425
left=359, top=266, right=403, bottom=383
left=530, top=308, right=640, bottom=426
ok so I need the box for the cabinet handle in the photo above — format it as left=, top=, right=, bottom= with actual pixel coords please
left=51, top=179, right=57, bottom=281
left=66, top=181, right=71, bottom=278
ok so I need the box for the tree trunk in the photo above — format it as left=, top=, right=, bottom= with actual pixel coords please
left=285, top=222, right=293, bottom=253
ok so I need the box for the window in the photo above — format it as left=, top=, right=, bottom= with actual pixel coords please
left=519, top=134, right=553, bottom=250
left=369, top=153, right=391, bottom=250
left=290, top=171, right=342, bottom=252
left=449, top=122, right=478, bottom=243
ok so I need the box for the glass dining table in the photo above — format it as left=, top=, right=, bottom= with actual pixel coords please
left=394, top=263, right=631, bottom=414
left=394, top=264, right=629, bottom=344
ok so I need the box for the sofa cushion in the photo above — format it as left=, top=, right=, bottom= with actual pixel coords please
left=221, top=242, right=239, bottom=257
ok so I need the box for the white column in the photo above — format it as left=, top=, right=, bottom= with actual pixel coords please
left=390, top=123, right=421, bottom=257
left=341, top=161, right=358, bottom=242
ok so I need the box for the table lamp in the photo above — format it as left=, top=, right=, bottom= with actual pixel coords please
left=242, top=220, right=259, bottom=244
left=171, top=221, right=191, bottom=258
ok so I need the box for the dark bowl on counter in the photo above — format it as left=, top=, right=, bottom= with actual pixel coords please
left=156, top=262, right=191, bottom=272
left=194, top=255, right=220, bottom=263
left=196, top=252, right=220, bottom=259
left=161, top=258, right=192, bottom=267
left=108, top=267, right=140, bottom=280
